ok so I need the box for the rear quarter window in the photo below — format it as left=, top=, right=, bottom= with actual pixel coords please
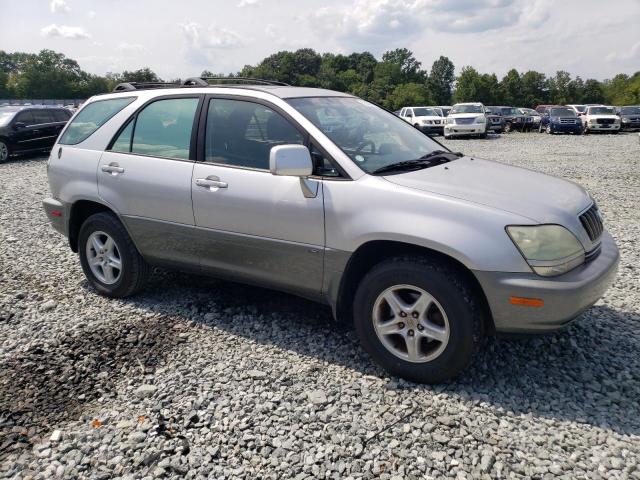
left=59, top=97, right=135, bottom=145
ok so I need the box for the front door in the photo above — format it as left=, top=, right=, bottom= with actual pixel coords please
left=191, top=96, right=325, bottom=296
left=10, top=110, right=40, bottom=152
left=98, top=95, right=202, bottom=267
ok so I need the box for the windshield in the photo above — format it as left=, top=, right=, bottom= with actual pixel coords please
left=521, top=108, right=540, bottom=116
left=550, top=108, right=576, bottom=117
left=571, top=105, right=586, bottom=113
left=287, top=97, right=444, bottom=174
left=501, top=107, right=519, bottom=115
left=413, top=107, right=438, bottom=117
left=0, top=110, right=16, bottom=127
left=621, top=106, right=640, bottom=114
left=588, top=106, right=616, bottom=115
left=451, top=104, right=483, bottom=114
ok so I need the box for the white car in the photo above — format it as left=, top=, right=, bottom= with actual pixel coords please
left=582, top=105, right=621, bottom=134
left=399, top=106, right=444, bottom=135
left=444, top=103, right=487, bottom=139
left=567, top=104, right=587, bottom=116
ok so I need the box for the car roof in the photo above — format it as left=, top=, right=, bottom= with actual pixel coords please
left=0, top=105, right=68, bottom=112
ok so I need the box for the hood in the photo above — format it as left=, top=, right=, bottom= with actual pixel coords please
left=383, top=157, right=591, bottom=223
left=414, top=115, right=443, bottom=122
left=586, top=114, right=618, bottom=119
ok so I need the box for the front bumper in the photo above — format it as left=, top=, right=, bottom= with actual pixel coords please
left=474, top=230, right=619, bottom=333
left=587, top=123, right=620, bottom=131
left=444, top=124, right=486, bottom=136
left=417, top=125, right=444, bottom=135
left=43, top=197, right=69, bottom=236
left=621, top=121, right=640, bottom=131
left=550, top=123, right=582, bottom=133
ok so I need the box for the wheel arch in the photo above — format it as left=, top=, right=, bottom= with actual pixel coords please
left=68, top=199, right=121, bottom=253
left=333, top=240, right=495, bottom=334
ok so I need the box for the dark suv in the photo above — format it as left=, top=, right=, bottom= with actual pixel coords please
left=0, top=105, right=72, bottom=162
left=488, top=106, right=534, bottom=132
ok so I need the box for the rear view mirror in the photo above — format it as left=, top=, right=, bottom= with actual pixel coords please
left=12, top=122, right=26, bottom=130
left=270, top=145, right=313, bottom=177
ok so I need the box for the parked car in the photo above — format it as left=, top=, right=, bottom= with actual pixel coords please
left=539, top=106, right=582, bottom=134
left=519, top=108, right=542, bottom=129
left=618, top=105, right=640, bottom=131
left=42, top=79, right=619, bottom=383
left=489, top=106, right=534, bottom=132
left=430, top=107, right=445, bottom=117
left=534, top=104, right=557, bottom=114
left=582, top=105, right=621, bottom=134
left=399, top=106, right=444, bottom=135
left=444, top=102, right=488, bottom=138
left=567, top=104, right=587, bottom=116
left=0, top=105, right=72, bottom=163
left=481, top=106, right=504, bottom=133
left=436, top=105, right=452, bottom=116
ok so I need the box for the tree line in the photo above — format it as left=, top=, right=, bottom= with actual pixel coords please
left=1, top=48, right=639, bottom=109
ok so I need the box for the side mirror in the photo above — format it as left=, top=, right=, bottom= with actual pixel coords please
left=13, top=122, right=26, bottom=130
left=270, top=145, right=313, bottom=177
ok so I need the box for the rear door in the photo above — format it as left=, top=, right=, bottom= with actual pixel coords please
left=98, top=95, right=203, bottom=267
left=191, top=95, right=325, bottom=295
left=30, top=109, right=60, bottom=150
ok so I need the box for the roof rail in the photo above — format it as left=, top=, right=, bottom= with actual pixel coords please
left=112, top=81, right=181, bottom=92
left=182, top=76, right=290, bottom=87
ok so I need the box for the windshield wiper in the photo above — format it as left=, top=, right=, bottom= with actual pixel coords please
left=372, top=150, right=463, bottom=175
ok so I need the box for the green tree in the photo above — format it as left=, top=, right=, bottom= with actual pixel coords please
left=118, top=68, right=162, bottom=83
left=428, top=56, right=455, bottom=105
left=382, top=48, right=425, bottom=83
left=520, top=70, right=548, bottom=107
left=500, top=68, right=523, bottom=105
left=384, top=82, right=432, bottom=111
left=548, top=70, right=573, bottom=104
left=581, top=79, right=604, bottom=104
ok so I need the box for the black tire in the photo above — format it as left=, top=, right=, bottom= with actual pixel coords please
left=353, top=256, right=484, bottom=383
left=78, top=212, right=149, bottom=297
left=0, top=139, right=11, bottom=163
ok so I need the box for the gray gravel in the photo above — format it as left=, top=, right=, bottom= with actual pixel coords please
left=1, top=132, right=639, bottom=479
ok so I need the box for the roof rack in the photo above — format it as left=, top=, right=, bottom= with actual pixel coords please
left=182, top=76, right=290, bottom=87
left=113, top=81, right=181, bottom=92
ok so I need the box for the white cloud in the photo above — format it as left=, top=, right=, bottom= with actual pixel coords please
left=50, top=0, right=70, bottom=14
left=238, top=0, right=260, bottom=7
left=117, top=42, right=147, bottom=54
left=180, top=22, right=245, bottom=49
left=606, top=41, right=640, bottom=62
left=88, top=10, right=96, bottom=19
left=41, top=24, right=91, bottom=39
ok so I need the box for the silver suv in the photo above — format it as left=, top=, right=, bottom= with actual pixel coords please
left=43, top=78, right=619, bottom=383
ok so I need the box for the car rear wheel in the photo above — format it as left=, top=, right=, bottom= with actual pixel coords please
left=583, top=124, right=589, bottom=135
left=504, top=122, right=512, bottom=133
left=0, top=140, right=10, bottom=163
left=79, top=212, right=149, bottom=297
left=353, top=257, right=483, bottom=383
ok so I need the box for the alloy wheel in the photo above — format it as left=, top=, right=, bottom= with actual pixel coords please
left=86, top=231, right=122, bottom=285
left=372, top=284, right=450, bottom=363
left=0, top=142, right=8, bottom=163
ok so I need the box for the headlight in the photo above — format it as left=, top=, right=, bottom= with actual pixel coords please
left=445, top=118, right=455, bottom=125
left=506, top=225, right=585, bottom=277
left=475, top=116, right=486, bottom=123
left=622, top=118, right=630, bottom=123
left=589, top=118, right=597, bottom=124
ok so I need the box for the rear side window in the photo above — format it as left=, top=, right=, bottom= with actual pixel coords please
left=59, top=97, right=135, bottom=145
left=52, top=109, right=71, bottom=122
left=32, top=110, right=54, bottom=124
left=125, top=98, right=199, bottom=160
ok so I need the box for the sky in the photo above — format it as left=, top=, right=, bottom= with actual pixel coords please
left=1, top=0, right=639, bottom=81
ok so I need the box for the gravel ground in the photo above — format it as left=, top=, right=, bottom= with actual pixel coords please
left=1, top=132, right=639, bottom=479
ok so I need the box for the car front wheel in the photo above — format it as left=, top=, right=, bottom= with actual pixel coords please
left=78, top=212, right=149, bottom=297
left=353, top=257, right=483, bottom=383
left=546, top=124, right=552, bottom=134
left=0, top=140, right=10, bottom=163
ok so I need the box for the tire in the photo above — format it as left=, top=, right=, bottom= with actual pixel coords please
left=504, top=122, right=512, bottom=133
left=78, top=212, right=149, bottom=297
left=546, top=124, right=552, bottom=134
left=479, top=132, right=487, bottom=139
left=583, top=125, right=589, bottom=135
left=0, top=140, right=10, bottom=163
left=353, top=256, right=483, bottom=383
left=538, top=124, right=544, bottom=133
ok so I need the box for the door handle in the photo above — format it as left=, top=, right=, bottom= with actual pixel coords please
left=101, top=163, right=125, bottom=174
left=196, top=176, right=228, bottom=189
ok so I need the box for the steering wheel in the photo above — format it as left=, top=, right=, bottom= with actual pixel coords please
left=355, top=140, right=376, bottom=154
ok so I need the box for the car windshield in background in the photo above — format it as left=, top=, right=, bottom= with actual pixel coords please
left=451, top=104, right=483, bottom=114
left=0, top=110, right=15, bottom=127
left=287, top=97, right=444, bottom=174
left=589, top=106, right=617, bottom=115
left=621, top=106, right=640, bottom=114
left=501, top=107, right=519, bottom=115
left=550, top=108, right=576, bottom=117
left=522, top=108, right=540, bottom=116
left=573, top=106, right=587, bottom=113
left=413, top=107, right=438, bottom=116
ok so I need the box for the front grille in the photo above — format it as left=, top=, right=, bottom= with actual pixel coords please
left=597, top=118, right=614, bottom=124
left=434, top=120, right=441, bottom=125
left=579, top=203, right=603, bottom=242
left=456, top=117, right=475, bottom=125
left=560, top=118, right=576, bottom=124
